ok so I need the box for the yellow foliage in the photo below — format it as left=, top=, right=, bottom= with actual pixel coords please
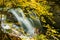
left=0, top=0, right=60, bottom=40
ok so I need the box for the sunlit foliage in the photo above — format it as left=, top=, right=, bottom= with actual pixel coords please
left=0, top=0, right=60, bottom=40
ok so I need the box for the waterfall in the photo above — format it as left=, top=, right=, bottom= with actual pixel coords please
left=1, top=8, right=43, bottom=38
left=8, top=8, right=35, bottom=36
left=28, top=10, right=42, bottom=32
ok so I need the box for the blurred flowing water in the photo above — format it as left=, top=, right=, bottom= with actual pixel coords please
left=1, top=8, right=42, bottom=38
left=8, top=8, right=35, bottom=36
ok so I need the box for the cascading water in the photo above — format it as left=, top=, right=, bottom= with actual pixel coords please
left=8, top=8, right=35, bottom=36
left=27, top=10, right=43, bottom=32
left=1, top=8, right=42, bottom=38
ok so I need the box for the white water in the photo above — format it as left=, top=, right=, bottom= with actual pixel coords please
left=1, top=8, right=42, bottom=38
left=8, top=8, right=35, bottom=36
left=1, top=14, right=10, bottom=29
